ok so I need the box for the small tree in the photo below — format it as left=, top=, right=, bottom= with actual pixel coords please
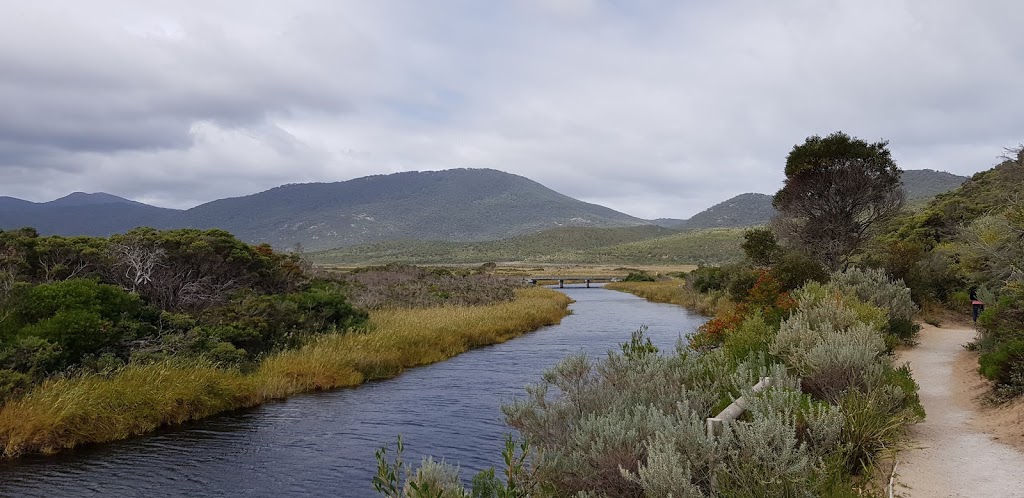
left=741, top=227, right=783, bottom=266
left=773, top=132, right=905, bottom=270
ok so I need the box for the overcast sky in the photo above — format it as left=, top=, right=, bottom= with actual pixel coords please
left=1, top=1, right=1022, bottom=219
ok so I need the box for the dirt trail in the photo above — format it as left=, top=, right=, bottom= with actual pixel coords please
left=896, top=324, right=1024, bottom=497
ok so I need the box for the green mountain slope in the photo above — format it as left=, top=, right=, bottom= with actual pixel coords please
left=176, top=168, right=647, bottom=250
left=679, top=193, right=774, bottom=229
left=670, top=169, right=967, bottom=231
left=901, top=169, right=968, bottom=201
left=899, top=155, right=1024, bottom=242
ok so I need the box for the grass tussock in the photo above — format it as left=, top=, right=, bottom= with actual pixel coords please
left=0, top=287, right=571, bottom=457
left=606, top=280, right=727, bottom=315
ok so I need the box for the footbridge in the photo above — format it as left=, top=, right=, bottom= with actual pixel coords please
left=525, top=275, right=621, bottom=288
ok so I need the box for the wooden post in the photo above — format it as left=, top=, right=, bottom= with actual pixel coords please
left=706, top=417, right=723, bottom=438
left=706, top=377, right=773, bottom=439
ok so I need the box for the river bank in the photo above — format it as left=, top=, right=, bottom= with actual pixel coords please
left=606, top=279, right=726, bottom=315
left=0, top=287, right=571, bottom=458
left=0, top=286, right=704, bottom=496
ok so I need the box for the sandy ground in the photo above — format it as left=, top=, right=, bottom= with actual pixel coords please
left=895, top=323, right=1024, bottom=497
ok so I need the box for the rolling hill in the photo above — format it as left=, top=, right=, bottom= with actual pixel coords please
left=0, top=169, right=648, bottom=249
left=901, top=169, right=969, bottom=201
left=173, top=169, right=648, bottom=250
left=0, top=167, right=970, bottom=259
left=678, top=193, right=775, bottom=229
left=665, top=169, right=968, bottom=231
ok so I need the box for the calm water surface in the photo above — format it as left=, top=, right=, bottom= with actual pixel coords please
left=0, top=287, right=706, bottom=498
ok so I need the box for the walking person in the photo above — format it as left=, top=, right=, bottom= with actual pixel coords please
left=970, top=287, right=985, bottom=323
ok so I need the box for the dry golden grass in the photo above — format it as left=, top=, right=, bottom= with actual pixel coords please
left=605, top=280, right=725, bottom=315
left=0, top=287, right=571, bottom=457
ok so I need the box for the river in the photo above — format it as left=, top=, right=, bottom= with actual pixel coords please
left=0, top=287, right=707, bottom=497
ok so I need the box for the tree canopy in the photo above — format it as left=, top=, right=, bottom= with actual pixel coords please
left=773, top=132, right=905, bottom=270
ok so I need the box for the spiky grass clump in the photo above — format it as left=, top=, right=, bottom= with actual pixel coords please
left=0, top=359, right=260, bottom=456
left=606, top=280, right=727, bottom=316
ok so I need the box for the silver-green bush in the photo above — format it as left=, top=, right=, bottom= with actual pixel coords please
left=828, top=267, right=917, bottom=322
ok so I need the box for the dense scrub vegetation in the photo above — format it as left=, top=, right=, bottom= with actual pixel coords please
left=0, top=227, right=367, bottom=401
left=370, top=132, right=934, bottom=496
left=0, top=228, right=573, bottom=455
left=375, top=268, right=922, bottom=496
left=332, top=264, right=524, bottom=309
left=0, top=287, right=571, bottom=457
left=856, top=146, right=1024, bottom=399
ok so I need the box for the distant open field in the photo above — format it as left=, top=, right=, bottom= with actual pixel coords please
left=320, top=264, right=699, bottom=279
left=312, top=226, right=745, bottom=267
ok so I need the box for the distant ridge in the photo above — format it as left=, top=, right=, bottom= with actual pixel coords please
left=665, top=169, right=969, bottom=230
left=0, top=167, right=971, bottom=250
left=0, top=192, right=179, bottom=237
left=45, top=192, right=151, bottom=208
left=1, top=169, right=648, bottom=249
left=678, top=193, right=775, bottom=229
left=901, top=169, right=968, bottom=201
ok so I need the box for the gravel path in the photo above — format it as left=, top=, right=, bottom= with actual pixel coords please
left=896, top=324, right=1024, bottom=497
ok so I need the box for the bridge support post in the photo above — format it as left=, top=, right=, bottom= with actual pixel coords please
left=559, top=279, right=564, bottom=289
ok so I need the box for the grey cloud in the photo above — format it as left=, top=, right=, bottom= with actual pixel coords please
left=1, top=0, right=1022, bottom=219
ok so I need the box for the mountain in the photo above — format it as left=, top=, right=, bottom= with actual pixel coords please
left=45, top=192, right=153, bottom=208
left=900, top=169, right=968, bottom=201
left=0, top=193, right=179, bottom=237
left=0, top=196, right=35, bottom=210
left=677, top=193, right=775, bottom=229
left=898, top=154, right=1024, bottom=241
left=0, top=167, right=970, bottom=251
left=174, top=168, right=648, bottom=250
left=664, top=169, right=968, bottom=231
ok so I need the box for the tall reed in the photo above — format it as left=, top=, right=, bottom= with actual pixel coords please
left=0, top=287, right=571, bottom=457
left=606, top=280, right=726, bottom=315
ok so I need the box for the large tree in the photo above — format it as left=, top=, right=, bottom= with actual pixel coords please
left=772, top=132, right=905, bottom=270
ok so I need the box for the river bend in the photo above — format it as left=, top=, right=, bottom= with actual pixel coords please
left=0, top=287, right=706, bottom=497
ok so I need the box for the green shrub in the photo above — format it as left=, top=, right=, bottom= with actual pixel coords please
left=838, top=383, right=921, bottom=474
left=722, top=313, right=776, bottom=363
left=0, top=336, right=61, bottom=375
left=726, top=268, right=760, bottom=301
left=885, top=317, right=919, bottom=346
left=772, top=301, right=886, bottom=402
left=1, top=280, right=157, bottom=371
left=688, top=266, right=730, bottom=293
left=0, top=369, right=31, bottom=402
left=829, top=267, right=918, bottom=323
left=202, top=286, right=367, bottom=358
left=741, top=227, right=783, bottom=267
left=404, top=457, right=466, bottom=498
left=979, top=338, right=1024, bottom=386
left=622, top=271, right=656, bottom=282
left=770, top=251, right=829, bottom=291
